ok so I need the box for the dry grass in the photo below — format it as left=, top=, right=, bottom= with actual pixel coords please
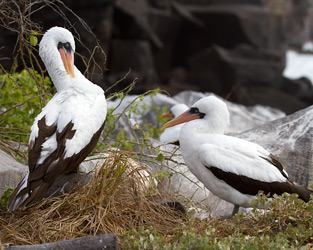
left=0, top=152, right=185, bottom=245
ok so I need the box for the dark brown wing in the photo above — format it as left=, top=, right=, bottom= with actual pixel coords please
left=206, top=164, right=312, bottom=202
left=259, top=154, right=288, bottom=179
left=28, top=116, right=57, bottom=172
left=8, top=116, right=105, bottom=211
left=27, top=118, right=76, bottom=183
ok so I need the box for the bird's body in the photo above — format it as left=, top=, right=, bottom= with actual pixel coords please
left=159, top=103, right=188, bottom=143
left=163, top=95, right=312, bottom=214
left=8, top=27, right=107, bottom=212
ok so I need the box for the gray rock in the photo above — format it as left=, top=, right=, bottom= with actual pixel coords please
left=236, top=105, right=313, bottom=187
left=43, top=154, right=108, bottom=198
left=149, top=7, right=182, bottom=83
left=43, top=172, right=93, bottom=198
left=177, top=0, right=264, bottom=5
left=4, top=234, right=120, bottom=250
left=107, top=39, right=159, bottom=92
left=0, top=150, right=28, bottom=196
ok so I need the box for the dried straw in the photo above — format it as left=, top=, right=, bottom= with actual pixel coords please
left=0, top=152, right=185, bottom=245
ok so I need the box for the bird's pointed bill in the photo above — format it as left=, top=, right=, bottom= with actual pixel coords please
left=162, top=109, right=200, bottom=129
left=160, top=111, right=174, bottom=119
left=59, top=47, right=75, bottom=78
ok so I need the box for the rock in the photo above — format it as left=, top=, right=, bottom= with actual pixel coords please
left=236, top=105, right=313, bottom=187
left=282, top=76, right=313, bottom=106
left=177, top=0, right=264, bottom=5
left=4, top=234, right=120, bottom=250
left=152, top=199, right=186, bottom=214
left=234, top=85, right=309, bottom=115
left=149, top=7, right=182, bottom=83
left=114, top=0, right=162, bottom=48
left=186, top=44, right=305, bottom=113
left=107, top=39, right=159, bottom=93
left=0, top=150, right=28, bottom=196
left=266, top=0, right=312, bottom=48
left=172, top=3, right=284, bottom=66
left=43, top=173, right=93, bottom=198
left=188, top=4, right=284, bottom=51
left=78, top=153, right=109, bottom=174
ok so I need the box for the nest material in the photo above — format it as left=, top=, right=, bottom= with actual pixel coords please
left=0, top=152, right=184, bottom=245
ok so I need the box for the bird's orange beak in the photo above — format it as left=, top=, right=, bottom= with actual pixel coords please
left=59, top=47, right=75, bottom=78
left=160, top=111, right=174, bottom=119
left=162, top=109, right=199, bottom=129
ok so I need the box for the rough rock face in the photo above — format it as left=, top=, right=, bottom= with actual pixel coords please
left=4, top=234, right=120, bottom=250
left=2, top=1, right=313, bottom=113
left=0, top=150, right=28, bottom=196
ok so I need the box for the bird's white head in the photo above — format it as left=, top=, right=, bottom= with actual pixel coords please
left=39, top=27, right=76, bottom=90
left=162, top=95, right=230, bottom=134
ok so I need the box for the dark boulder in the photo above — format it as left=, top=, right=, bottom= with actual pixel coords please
left=4, top=234, right=120, bottom=250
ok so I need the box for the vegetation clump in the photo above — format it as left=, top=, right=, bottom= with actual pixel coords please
left=120, top=193, right=313, bottom=249
left=0, top=152, right=184, bottom=245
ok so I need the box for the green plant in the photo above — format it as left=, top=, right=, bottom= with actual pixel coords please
left=0, top=69, right=53, bottom=143
left=120, top=193, right=313, bottom=249
left=0, top=188, right=13, bottom=207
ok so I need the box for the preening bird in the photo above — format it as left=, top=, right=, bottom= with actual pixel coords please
left=159, top=103, right=188, bottom=144
left=8, top=27, right=107, bottom=212
left=162, top=95, right=312, bottom=216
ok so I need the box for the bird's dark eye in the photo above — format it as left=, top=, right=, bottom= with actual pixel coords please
left=57, top=42, right=72, bottom=53
left=64, top=42, right=71, bottom=50
left=57, top=42, right=63, bottom=50
left=190, top=107, right=200, bottom=114
left=189, top=107, right=205, bottom=118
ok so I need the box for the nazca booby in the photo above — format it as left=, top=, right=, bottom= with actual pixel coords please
left=162, top=95, right=312, bottom=216
left=8, top=27, right=107, bottom=212
left=159, top=103, right=188, bottom=144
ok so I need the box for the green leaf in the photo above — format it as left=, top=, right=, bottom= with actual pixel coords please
left=155, top=153, right=164, bottom=162
left=0, top=187, right=14, bottom=207
left=30, top=35, right=38, bottom=46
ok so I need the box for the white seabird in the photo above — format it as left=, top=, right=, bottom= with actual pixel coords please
left=162, top=95, right=312, bottom=216
left=8, top=27, right=107, bottom=212
left=159, top=103, right=188, bottom=144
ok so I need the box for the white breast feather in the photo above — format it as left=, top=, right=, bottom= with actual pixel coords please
left=29, top=86, right=106, bottom=166
left=63, top=91, right=107, bottom=158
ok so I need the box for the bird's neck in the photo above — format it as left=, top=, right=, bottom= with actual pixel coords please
left=48, top=66, right=91, bottom=94
left=180, top=118, right=227, bottom=137
left=47, top=67, right=71, bottom=91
